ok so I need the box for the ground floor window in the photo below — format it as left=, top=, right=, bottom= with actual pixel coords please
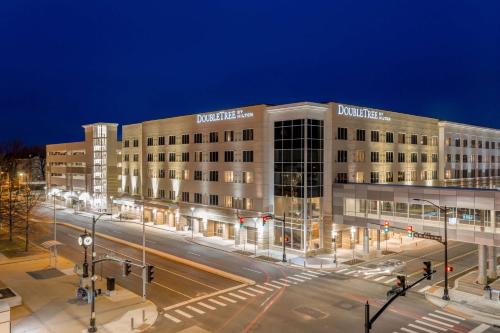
left=273, top=220, right=303, bottom=250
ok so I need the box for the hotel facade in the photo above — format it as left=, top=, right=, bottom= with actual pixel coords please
left=46, top=102, right=500, bottom=255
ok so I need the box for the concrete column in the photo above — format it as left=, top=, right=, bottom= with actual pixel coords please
left=487, top=246, right=498, bottom=280
left=363, top=227, right=369, bottom=254
left=376, top=229, right=381, bottom=251
left=478, top=244, right=488, bottom=284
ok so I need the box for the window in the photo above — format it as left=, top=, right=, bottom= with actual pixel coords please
left=242, top=129, right=254, bottom=141
left=471, top=139, right=476, bottom=148
left=224, top=150, right=234, bottom=162
left=242, top=171, right=253, bottom=183
left=169, top=152, right=176, bottom=162
left=194, top=193, right=202, bottom=204
left=411, top=134, right=418, bottom=145
left=371, top=131, right=379, bottom=142
left=447, top=154, right=451, bottom=163
left=209, top=151, right=218, bottom=162
left=432, top=153, right=438, bottom=163
left=243, top=198, right=253, bottom=210
left=194, top=133, right=203, bottom=143
left=133, top=139, right=139, bottom=147
left=243, top=150, right=254, bottom=162
left=478, top=140, right=483, bottom=148
left=386, top=172, right=393, bottom=182
left=224, top=196, right=233, bottom=208
left=410, top=153, right=417, bottom=163
left=159, top=169, right=165, bottom=178
left=478, top=155, right=483, bottom=163
left=224, top=171, right=234, bottom=183
left=371, top=152, right=379, bottom=163
left=421, top=135, right=428, bottom=145
left=386, top=132, right=394, bottom=143
left=337, top=150, right=348, bottom=162
left=431, top=136, right=438, bottom=146
left=147, top=137, right=154, bottom=146
left=169, top=135, right=176, bottom=145
left=209, top=194, right=218, bottom=206
left=158, top=136, right=165, bottom=145
left=398, top=171, right=405, bottom=182
left=133, top=169, right=139, bottom=176
left=224, top=130, right=234, bottom=142
left=181, top=192, right=189, bottom=202
left=455, top=154, right=460, bottom=163
left=463, top=155, right=468, bottom=163
left=194, top=151, right=202, bottom=162
left=356, top=129, right=365, bottom=141
left=159, top=189, right=165, bottom=199
left=486, top=141, right=490, bottom=149
left=182, top=170, right=189, bottom=180
left=370, top=172, right=379, bottom=183
left=182, top=134, right=189, bottom=144
left=398, top=152, right=405, bottom=163
left=463, top=139, right=468, bottom=147
left=133, top=154, right=139, bottom=162
left=209, top=132, right=218, bottom=143
left=158, top=152, right=165, bottom=162
left=492, top=142, right=496, bottom=149
left=209, top=170, right=218, bottom=181
left=455, top=138, right=460, bottom=147
left=337, top=128, right=348, bottom=140
left=147, top=188, right=153, bottom=197
left=421, top=153, right=428, bottom=163
left=194, top=170, right=203, bottom=180
left=398, top=133, right=406, bottom=144
left=337, top=173, right=347, bottom=183
left=124, top=140, right=130, bottom=148
left=147, top=153, right=154, bottom=162
left=124, top=154, right=129, bottom=162
left=355, top=150, right=365, bottom=162
left=181, top=152, right=189, bottom=162
left=169, top=190, right=176, bottom=201
left=446, top=137, right=451, bottom=146
left=386, top=151, right=394, bottom=163
left=168, top=169, right=176, bottom=179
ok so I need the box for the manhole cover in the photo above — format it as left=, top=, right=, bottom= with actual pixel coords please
left=293, top=306, right=328, bottom=320
left=335, top=300, right=360, bottom=310
left=27, top=268, right=64, bottom=280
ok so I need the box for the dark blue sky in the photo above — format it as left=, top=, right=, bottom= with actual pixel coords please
left=1, top=0, right=499, bottom=145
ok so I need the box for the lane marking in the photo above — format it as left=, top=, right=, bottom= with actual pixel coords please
left=385, top=277, right=397, bottom=284
left=418, top=286, right=431, bottom=293
left=229, top=293, right=247, bottom=300
left=188, top=252, right=200, bottom=257
left=272, top=281, right=291, bottom=287
left=421, top=317, right=453, bottom=328
left=427, top=313, right=459, bottom=324
left=294, top=274, right=312, bottom=280
left=163, top=313, right=181, bottom=323
left=255, top=285, right=274, bottom=291
left=260, top=294, right=273, bottom=307
left=279, top=278, right=297, bottom=285
left=239, top=290, right=256, bottom=297
left=300, top=272, right=318, bottom=278
left=469, top=324, right=491, bottom=333
left=208, top=298, right=226, bottom=307
left=219, top=295, right=237, bottom=303
left=401, top=327, right=419, bottom=333
left=197, top=302, right=216, bottom=310
left=344, top=270, right=357, bottom=275
left=287, top=276, right=306, bottom=282
left=248, top=287, right=265, bottom=294
left=264, top=282, right=282, bottom=289
left=175, top=309, right=193, bottom=318
left=408, top=323, right=438, bottom=333
left=415, top=319, right=447, bottom=331
left=374, top=276, right=388, bottom=281
left=187, top=305, right=205, bottom=314
left=336, top=268, right=348, bottom=273
left=242, top=267, right=262, bottom=274
left=434, top=310, right=465, bottom=321
left=307, top=270, right=325, bottom=276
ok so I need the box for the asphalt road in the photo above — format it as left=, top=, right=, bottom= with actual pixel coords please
left=24, top=205, right=500, bottom=333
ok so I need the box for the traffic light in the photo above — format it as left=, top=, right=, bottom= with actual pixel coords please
left=396, top=275, right=406, bottom=296
left=147, top=265, right=155, bottom=283
left=262, top=215, right=271, bottom=226
left=407, top=225, right=413, bottom=238
left=383, top=221, right=389, bottom=233
left=423, top=261, right=432, bottom=280
left=123, top=260, right=132, bottom=277
left=239, top=216, right=245, bottom=226
left=446, top=265, right=454, bottom=273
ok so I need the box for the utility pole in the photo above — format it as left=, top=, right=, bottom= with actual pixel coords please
left=89, top=216, right=97, bottom=333
left=54, top=191, right=58, bottom=268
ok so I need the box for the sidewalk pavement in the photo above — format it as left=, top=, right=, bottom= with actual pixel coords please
left=425, top=286, right=500, bottom=326
left=0, top=254, right=157, bottom=333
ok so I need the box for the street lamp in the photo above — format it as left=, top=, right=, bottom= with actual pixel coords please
left=109, top=196, right=113, bottom=222
left=351, top=226, right=356, bottom=261
left=332, top=231, right=338, bottom=267
left=78, top=230, right=92, bottom=278
left=50, top=188, right=61, bottom=268
left=190, top=207, right=195, bottom=240
left=413, top=198, right=450, bottom=301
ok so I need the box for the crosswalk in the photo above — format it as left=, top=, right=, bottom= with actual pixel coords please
left=162, top=270, right=327, bottom=324
left=335, top=267, right=406, bottom=286
left=395, top=309, right=466, bottom=333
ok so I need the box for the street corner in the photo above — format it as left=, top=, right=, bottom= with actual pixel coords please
left=98, top=300, right=159, bottom=333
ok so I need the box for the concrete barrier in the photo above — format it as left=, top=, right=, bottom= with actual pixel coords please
left=59, top=222, right=254, bottom=285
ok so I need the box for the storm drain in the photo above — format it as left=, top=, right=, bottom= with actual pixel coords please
left=27, top=268, right=64, bottom=280
left=293, top=306, right=329, bottom=321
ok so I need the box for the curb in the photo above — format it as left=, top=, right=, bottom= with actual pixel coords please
left=58, top=222, right=254, bottom=285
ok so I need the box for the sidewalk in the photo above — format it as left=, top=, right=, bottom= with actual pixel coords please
left=0, top=253, right=157, bottom=333
left=425, top=286, right=500, bottom=326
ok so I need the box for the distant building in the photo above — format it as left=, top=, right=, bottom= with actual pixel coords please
left=16, top=155, right=45, bottom=184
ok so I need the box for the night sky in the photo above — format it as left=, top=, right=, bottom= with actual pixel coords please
left=1, top=0, right=499, bottom=145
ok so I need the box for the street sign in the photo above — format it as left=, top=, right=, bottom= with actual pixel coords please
left=412, top=232, right=442, bottom=242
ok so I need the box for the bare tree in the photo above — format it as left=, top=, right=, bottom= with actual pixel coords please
left=20, top=186, right=42, bottom=251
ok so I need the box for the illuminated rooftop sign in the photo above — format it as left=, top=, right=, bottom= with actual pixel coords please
left=197, top=109, right=254, bottom=124
left=337, top=104, right=391, bottom=121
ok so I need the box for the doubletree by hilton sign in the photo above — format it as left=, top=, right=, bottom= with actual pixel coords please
left=337, top=104, right=391, bottom=121
left=196, top=109, right=254, bottom=124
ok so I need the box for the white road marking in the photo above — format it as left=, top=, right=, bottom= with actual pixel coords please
left=264, top=282, right=282, bottom=289
left=208, top=298, right=226, bottom=307
left=300, top=272, right=318, bottom=278
left=187, top=306, right=205, bottom=314
left=408, top=323, right=438, bottom=333
left=415, top=320, right=447, bottom=331
left=188, top=252, right=200, bottom=257
left=294, top=274, right=312, bottom=280
left=242, top=267, right=262, bottom=274
left=343, top=270, right=356, bottom=275
left=307, top=270, right=325, bottom=276
left=248, top=287, right=265, bottom=294
left=434, top=310, right=465, bottom=321
left=255, top=285, right=274, bottom=291
left=469, top=324, right=491, bottom=333
left=197, top=302, right=216, bottom=310
left=239, top=290, right=256, bottom=297
left=374, top=276, right=387, bottom=281
left=384, top=277, right=397, bottom=284
left=229, top=292, right=246, bottom=300
left=418, top=286, right=431, bottom=293
left=421, top=317, right=453, bottom=328
left=272, top=280, right=291, bottom=287
left=279, top=278, right=297, bottom=284
left=164, top=313, right=181, bottom=323
left=401, top=327, right=419, bottom=333
left=287, top=276, right=306, bottom=282
left=336, top=268, right=348, bottom=273
left=427, top=313, right=460, bottom=324
left=219, top=295, right=237, bottom=303
left=175, top=309, right=193, bottom=318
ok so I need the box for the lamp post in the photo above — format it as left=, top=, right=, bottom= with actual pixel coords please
left=332, top=231, right=338, bottom=267
left=351, top=226, right=356, bottom=261
left=413, top=198, right=450, bottom=301
left=141, top=204, right=146, bottom=302
left=190, top=207, right=195, bottom=240
left=52, top=188, right=60, bottom=268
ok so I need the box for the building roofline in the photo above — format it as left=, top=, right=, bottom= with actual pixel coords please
left=438, top=120, right=500, bottom=133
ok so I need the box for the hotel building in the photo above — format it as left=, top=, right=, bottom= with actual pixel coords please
left=46, top=102, right=500, bottom=255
